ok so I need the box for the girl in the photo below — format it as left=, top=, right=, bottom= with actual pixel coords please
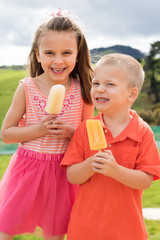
left=0, top=9, right=94, bottom=240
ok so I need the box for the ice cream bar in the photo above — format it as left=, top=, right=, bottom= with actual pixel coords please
left=86, top=119, right=107, bottom=151
left=46, top=84, right=65, bottom=114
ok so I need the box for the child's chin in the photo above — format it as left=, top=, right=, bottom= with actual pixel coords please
left=95, top=106, right=104, bottom=112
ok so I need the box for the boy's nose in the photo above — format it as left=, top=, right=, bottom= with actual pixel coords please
left=97, top=84, right=105, bottom=92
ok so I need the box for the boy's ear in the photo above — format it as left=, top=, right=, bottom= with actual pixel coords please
left=129, top=87, right=139, bottom=102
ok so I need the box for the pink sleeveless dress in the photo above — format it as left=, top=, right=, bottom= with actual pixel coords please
left=0, top=77, right=83, bottom=237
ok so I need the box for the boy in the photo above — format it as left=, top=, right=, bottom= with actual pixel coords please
left=61, top=53, right=160, bottom=240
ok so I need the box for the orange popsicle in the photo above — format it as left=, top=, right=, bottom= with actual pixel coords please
left=86, top=119, right=107, bottom=151
left=46, top=84, right=65, bottom=114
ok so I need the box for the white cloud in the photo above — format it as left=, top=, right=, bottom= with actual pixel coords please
left=0, top=0, right=160, bottom=66
left=0, top=45, right=30, bottom=66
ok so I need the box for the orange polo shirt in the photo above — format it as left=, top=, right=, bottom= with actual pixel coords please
left=61, top=110, right=160, bottom=240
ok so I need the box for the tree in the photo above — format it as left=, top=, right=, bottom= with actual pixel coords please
left=144, top=41, right=160, bottom=103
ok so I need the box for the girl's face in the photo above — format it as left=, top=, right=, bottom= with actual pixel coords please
left=91, top=63, right=133, bottom=115
left=36, top=30, right=78, bottom=85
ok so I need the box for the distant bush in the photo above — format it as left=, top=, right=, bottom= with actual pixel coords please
left=138, top=103, right=160, bottom=125
left=0, top=65, right=26, bottom=70
left=153, top=108, right=160, bottom=125
left=139, top=110, right=154, bottom=124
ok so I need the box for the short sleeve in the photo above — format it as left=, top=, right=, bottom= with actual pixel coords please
left=135, top=127, right=160, bottom=180
left=81, top=103, right=94, bottom=121
left=61, top=121, right=87, bottom=168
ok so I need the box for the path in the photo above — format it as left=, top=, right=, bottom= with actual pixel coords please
left=143, top=208, right=160, bottom=220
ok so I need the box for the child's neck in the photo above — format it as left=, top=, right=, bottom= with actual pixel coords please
left=33, top=74, right=71, bottom=96
left=102, top=111, right=132, bottom=138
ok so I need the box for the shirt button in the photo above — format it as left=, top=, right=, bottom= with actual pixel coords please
left=105, top=129, right=107, bottom=133
left=108, top=144, right=111, bottom=147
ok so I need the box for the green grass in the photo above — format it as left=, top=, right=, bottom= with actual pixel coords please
left=0, top=155, right=10, bottom=178
left=14, top=234, right=43, bottom=240
left=0, top=155, right=160, bottom=239
left=142, top=180, right=160, bottom=208
left=0, top=69, right=26, bottom=127
left=145, top=219, right=160, bottom=240
left=13, top=234, right=67, bottom=240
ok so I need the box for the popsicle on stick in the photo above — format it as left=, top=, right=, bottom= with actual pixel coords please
left=86, top=119, right=107, bottom=152
left=46, top=84, right=65, bottom=114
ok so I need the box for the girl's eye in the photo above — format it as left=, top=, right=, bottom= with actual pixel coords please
left=64, top=51, right=72, bottom=55
left=45, top=51, right=53, bottom=55
left=92, top=82, right=99, bottom=86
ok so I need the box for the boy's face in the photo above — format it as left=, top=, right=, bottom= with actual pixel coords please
left=91, top=63, right=134, bottom=115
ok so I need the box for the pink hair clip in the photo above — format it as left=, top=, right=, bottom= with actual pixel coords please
left=49, top=8, right=79, bottom=21
left=56, top=8, right=61, bottom=16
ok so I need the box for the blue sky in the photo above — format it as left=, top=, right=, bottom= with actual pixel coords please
left=0, top=0, right=160, bottom=66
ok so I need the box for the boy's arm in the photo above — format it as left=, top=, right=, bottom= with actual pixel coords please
left=111, top=164, right=153, bottom=190
left=92, top=150, right=153, bottom=190
left=67, top=156, right=95, bottom=185
left=61, top=120, right=95, bottom=184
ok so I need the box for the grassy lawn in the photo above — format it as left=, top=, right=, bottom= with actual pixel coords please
left=142, top=180, right=160, bottom=208
left=0, top=69, right=26, bottom=127
left=145, top=219, right=160, bottom=240
left=0, top=155, right=159, bottom=239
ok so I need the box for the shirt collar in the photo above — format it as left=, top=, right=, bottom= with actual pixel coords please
left=95, top=110, right=142, bottom=143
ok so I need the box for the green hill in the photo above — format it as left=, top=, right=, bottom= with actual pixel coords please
left=90, top=45, right=145, bottom=63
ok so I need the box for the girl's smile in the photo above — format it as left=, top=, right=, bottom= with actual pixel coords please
left=51, top=67, right=67, bottom=74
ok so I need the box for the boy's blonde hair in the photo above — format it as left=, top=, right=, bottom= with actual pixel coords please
left=97, top=53, right=145, bottom=92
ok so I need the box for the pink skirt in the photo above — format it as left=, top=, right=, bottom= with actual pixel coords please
left=0, top=147, right=78, bottom=237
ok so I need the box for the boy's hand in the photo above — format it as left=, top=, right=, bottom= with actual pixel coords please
left=91, top=150, right=118, bottom=177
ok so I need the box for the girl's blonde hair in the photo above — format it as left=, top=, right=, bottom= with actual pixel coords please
left=28, top=16, right=93, bottom=104
left=98, top=53, right=145, bottom=92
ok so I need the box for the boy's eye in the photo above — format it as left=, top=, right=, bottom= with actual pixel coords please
left=107, top=83, right=115, bottom=86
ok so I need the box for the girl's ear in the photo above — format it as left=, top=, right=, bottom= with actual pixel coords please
left=35, top=49, right=40, bottom=63
left=129, top=87, right=139, bottom=103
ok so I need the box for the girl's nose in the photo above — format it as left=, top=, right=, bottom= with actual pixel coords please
left=54, top=55, right=63, bottom=65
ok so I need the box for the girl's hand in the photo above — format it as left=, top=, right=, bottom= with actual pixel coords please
left=39, top=114, right=58, bottom=136
left=46, top=118, right=75, bottom=140
left=91, top=150, right=118, bottom=177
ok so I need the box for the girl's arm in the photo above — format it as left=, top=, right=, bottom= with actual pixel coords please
left=92, top=150, right=153, bottom=190
left=67, top=157, right=95, bottom=185
left=1, top=83, right=55, bottom=144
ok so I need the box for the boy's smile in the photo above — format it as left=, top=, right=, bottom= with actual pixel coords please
left=95, top=97, right=109, bottom=103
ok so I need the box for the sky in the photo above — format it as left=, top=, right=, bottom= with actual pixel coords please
left=0, top=0, right=160, bottom=66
